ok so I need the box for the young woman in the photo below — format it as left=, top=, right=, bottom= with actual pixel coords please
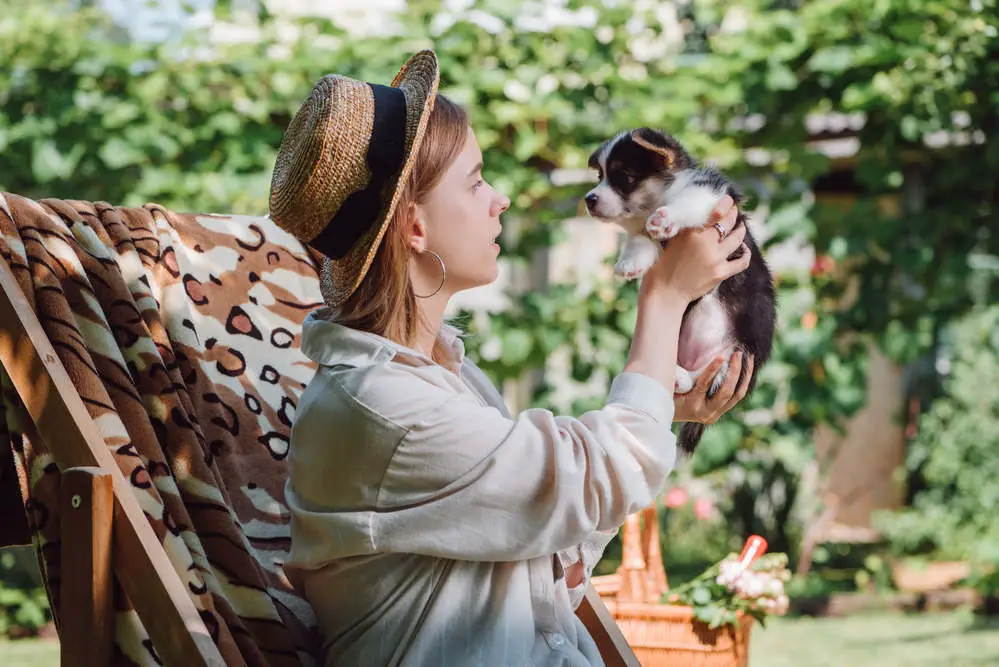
left=269, top=50, right=754, bottom=667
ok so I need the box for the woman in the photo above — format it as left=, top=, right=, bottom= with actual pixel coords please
left=270, top=50, right=754, bottom=667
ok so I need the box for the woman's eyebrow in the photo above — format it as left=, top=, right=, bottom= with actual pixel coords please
left=467, top=161, right=483, bottom=177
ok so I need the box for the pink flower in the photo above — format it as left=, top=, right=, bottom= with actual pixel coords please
left=664, top=487, right=688, bottom=508
left=693, top=497, right=714, bottom=520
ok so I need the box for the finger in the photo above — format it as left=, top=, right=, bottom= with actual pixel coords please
left=723, top=354, right=755, bottom=411
left=720, top=203, right=740, bottom=230
left=694, top=357, right=727, bottom=393
left=709, top=351, right=744, bottom=405
left=711, top=204, right=740, bottom=241
left=719, top=221, right=747, bottom=254
left=717, top=244, right=752, bottom=281
left=710, top=195, right=735, bottom=222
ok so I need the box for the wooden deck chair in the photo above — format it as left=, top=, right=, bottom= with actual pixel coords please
left=0, top=191, right=640, bottom=667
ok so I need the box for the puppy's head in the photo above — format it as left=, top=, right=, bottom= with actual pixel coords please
left=584, top=128, right=693, bottom=222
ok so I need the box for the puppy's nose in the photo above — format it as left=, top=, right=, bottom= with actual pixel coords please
left=585, top=193, right=598, bottom=208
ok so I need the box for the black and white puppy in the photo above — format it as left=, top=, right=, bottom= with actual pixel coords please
left=584, top=127, right=776, bottom=456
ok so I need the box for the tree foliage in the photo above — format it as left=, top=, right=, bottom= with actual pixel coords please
left=2, top=0, right=996, bottom=558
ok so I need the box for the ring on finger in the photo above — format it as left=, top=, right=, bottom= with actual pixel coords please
left=713, top=222, right=727, bottom=240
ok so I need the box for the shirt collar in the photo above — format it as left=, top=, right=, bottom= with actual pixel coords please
left=300, top=309, right=467, bottom=371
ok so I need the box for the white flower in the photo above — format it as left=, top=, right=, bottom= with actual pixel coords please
left=719, top=561, right=744, bottom=582
left=737, top=573, right=765, bottom=598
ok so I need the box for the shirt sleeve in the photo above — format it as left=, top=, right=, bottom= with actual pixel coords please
left=556, top=528, right=619, bottom=610
left=371, top=370, right=678, bottom=563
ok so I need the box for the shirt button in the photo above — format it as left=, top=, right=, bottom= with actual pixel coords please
left=548, top=633, right=565, bottom=647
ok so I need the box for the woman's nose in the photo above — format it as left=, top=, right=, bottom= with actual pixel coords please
left=494, top=193, right=510, bottom=215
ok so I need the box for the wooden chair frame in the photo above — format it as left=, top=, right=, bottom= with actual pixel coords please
left=0, top=251, right=640, bottom=667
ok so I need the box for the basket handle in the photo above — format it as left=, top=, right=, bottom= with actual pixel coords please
left=615, top=503, right=669, bottom=604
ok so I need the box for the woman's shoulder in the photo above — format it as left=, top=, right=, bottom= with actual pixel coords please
left=299, top=360, right=465, bottom=434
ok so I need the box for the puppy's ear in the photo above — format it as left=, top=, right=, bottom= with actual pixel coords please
left=587, top=144, right=603, bottom=170
left=631, top=128, right=674, bottom=169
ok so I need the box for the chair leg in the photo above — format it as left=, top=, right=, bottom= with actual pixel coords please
left=577, top=583, right=643, bottom=667
left=61, top=466, right=114, bottom=667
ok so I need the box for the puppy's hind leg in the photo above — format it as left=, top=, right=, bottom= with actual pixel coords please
left=674, top=366, right=695, bottom=394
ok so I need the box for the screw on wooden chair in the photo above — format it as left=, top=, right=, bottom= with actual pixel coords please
left=71, top=494, right=82, bottom=509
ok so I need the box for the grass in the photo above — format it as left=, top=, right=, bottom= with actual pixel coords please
left=0, top=637, right=59, bottom=667
left=2, top=611, right=998, bottom=666
left=750, top=610, right=999, bottom=667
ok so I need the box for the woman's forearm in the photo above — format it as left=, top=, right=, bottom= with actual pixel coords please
left=623, top=284, right=688, bottom=395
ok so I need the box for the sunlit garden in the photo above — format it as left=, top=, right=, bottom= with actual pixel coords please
left=1, top=0, right=997, bottom=665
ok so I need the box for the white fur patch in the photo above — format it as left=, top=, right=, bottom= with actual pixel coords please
left=656, top=170, right=728, bottom=231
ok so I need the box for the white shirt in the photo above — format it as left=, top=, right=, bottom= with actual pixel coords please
left=283, top=311, right=678, bottom=667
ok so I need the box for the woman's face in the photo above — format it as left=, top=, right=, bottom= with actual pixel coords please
left=411, top=126, right=510, bottom=296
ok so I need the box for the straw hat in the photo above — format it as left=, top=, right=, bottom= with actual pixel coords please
left=268, top=50, right=440, bottom=308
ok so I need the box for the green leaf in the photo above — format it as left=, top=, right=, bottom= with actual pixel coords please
left=500, top=329, right=533, bottom=366
left=99, top=137, right=147, bottom=169
left=31, top=139, right=85, bottom=182
left=809, top=46, right=854, bottom=74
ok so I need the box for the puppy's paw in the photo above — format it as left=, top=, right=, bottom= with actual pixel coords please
left=675, top=367, right=694, bottom=394
left=614, top=256, right=654, bottom=280
left=646, top=207, right=677, bottom=241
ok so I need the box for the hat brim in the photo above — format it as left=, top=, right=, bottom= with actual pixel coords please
left=319, top=50, right=440, bottom=309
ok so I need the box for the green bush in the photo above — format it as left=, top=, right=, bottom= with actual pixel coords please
left=873, top=306, right=999, bottom=564
left=0, top=548, right=50, bottom=638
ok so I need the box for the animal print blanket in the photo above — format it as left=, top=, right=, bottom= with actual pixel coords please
left=0, top=192, right=325, bottom=666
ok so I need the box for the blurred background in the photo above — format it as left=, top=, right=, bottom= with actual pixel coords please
left=0, top=0, right=997, bottom=665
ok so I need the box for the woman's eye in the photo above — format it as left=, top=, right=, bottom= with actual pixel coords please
left=473, top=179, right=485, bottom=191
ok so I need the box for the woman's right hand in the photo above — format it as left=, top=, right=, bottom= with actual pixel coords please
left=639, top=195, right=751, bottom=304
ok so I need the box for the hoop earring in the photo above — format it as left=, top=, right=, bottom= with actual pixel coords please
left=414, top=250, right=446, bottom=299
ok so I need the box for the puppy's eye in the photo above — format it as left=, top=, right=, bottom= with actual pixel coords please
left=623, top=173, right=636, bottom=184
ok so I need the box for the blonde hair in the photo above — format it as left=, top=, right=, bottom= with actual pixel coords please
left=330, top=94, right=469, bottom=356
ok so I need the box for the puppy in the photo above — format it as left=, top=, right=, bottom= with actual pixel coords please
left=584, top=127, right=776, bottom=456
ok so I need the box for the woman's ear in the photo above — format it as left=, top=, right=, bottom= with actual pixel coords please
left=406, top=203, right=428, bottom=253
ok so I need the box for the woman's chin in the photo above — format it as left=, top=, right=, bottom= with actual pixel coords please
left=453, top=268, right=499, bottom=293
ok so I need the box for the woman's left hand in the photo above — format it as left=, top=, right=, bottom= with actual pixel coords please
left=674, top=350, right=755, bottom=424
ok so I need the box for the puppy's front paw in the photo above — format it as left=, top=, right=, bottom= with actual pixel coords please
left=646, top=207, right=677, bottom=241
left=614, top=256, right=655, bottom=280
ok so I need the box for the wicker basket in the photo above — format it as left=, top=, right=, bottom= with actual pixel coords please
left=591, top=505, right=754, bottom=667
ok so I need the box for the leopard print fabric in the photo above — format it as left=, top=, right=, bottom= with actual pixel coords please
left=0, top=192, right=326, bottom=666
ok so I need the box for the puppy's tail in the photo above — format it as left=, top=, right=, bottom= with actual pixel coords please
left=678, top=422, right=706, bottom=458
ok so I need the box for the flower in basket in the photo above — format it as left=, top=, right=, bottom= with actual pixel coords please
left=662, top=535, right=792, bottom=630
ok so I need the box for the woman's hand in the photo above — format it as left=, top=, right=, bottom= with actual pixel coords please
left=639, top=195, right=750, bottom=305
left=674, top=350, right=755, bottom=424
